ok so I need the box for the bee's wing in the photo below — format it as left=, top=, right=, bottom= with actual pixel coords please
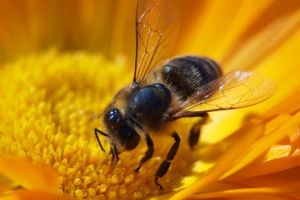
left=171, top=71, right=277, bottom=120
left=133, top=0, right=178, bottom=82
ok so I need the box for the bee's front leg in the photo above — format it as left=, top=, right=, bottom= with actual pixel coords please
left=135, top=134, right=154, bottom=172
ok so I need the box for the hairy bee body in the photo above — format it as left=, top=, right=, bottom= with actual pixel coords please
left=107, top=56, right=221, bottom=135
left=97, top=56, right=223, bottom=177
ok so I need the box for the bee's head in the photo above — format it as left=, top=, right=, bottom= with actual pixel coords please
left=97, top=108, right=141, bottom=165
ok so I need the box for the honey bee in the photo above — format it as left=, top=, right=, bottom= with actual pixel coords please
left=94, top=0, right=276, bottom=190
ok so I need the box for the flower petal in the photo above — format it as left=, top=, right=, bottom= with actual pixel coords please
left=1, top=190, right=75, bottom=200
left=222, top=111, right=300, bottom=179
left=0, top=155, right=59, bottom=192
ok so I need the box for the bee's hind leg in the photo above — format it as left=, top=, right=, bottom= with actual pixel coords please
left=155, top=132, right=181, bottom=190
left=189, top=112, right=209, bottom=149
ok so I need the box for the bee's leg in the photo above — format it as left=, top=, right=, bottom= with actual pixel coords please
left=189, top=112, right=209, bottom=149
left=155, top=132, right=181, bottom=190
left=135, top=134, right=154, bottom=172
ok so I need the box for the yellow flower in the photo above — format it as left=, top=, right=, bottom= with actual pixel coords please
left=1, top=0, right=300, bottom=199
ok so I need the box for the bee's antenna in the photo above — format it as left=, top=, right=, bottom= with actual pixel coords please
left=94, top=128, right=108, bottom=152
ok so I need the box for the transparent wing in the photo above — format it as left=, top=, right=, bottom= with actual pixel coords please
left=171, top=71, right=277, bottom=119
left=134, top=0, right=178, bottom=82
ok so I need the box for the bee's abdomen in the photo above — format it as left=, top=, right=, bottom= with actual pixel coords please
left=162, top=56, right=222, bottom=100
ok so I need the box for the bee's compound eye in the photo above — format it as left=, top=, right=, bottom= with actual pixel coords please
left=105, top=108, right=122, bottom=125
left=103, top=108, right=140, bottom=152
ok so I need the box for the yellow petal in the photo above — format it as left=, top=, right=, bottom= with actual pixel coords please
left=222, top=111, right=300, bottom=179
left=0, top=155, right=59, bottom=192
left=1, top=190, right=76, bottom=200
